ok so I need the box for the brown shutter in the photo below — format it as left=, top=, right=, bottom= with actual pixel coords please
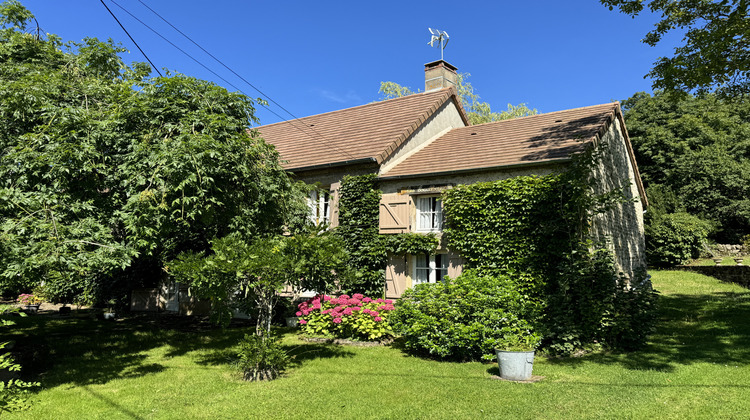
left=379, top=193, right=411, bottom=234
left=329, top=182, right=340, bottom=228
left=447, top=250, right=464, bottom=279
left=385, top=254, right=407, bottom=298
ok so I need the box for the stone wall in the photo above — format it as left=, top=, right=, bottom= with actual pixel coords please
left=590, top=116, right=647, bottom=280
left=676, top=265, right=750, bottom=288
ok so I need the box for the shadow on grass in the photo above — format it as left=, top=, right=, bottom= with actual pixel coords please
left=547, top=289, right=750, bottom=372
left=9, top=313, right=349, bottom=390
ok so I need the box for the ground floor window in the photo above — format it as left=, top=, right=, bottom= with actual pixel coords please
left=413, top=253, right=449, bottom=285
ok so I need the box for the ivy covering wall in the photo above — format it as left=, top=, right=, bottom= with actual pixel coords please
left=335, top=174, right=438, bottom=296
left=441, top=158, right=656, bottom=354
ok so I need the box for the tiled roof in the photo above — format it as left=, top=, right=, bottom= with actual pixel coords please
left=381, top=102, right=621, bottom=178
left=257, top=88, right=467, bottom=170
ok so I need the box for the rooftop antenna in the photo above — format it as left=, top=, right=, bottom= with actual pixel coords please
left=427, top=28, right=449, bottom=61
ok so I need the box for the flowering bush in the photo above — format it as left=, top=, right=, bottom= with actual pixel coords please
left=297, top=294, right=395, bottom=341
left=17, top=294, right=42, bottom=306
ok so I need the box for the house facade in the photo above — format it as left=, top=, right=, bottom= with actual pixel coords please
left=258, top=60, right=647, bottom=298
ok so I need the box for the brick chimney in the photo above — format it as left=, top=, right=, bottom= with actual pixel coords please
left=424, top=60, right=458, bottom=92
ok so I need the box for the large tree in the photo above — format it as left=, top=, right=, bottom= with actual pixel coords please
left=379, top=74, right=537, bottom=124
left=0, top=1, right=301, bottom=301
left=602, top=0, right=750, bottom=96
left=622, top=91, right=750, bottom=242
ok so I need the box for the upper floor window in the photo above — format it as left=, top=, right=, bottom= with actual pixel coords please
left=309, top=189, right=330, bottom=226
left=416, top=196, right=443, bottom=232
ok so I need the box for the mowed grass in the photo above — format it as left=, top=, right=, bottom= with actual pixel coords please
left=5, top=270, right=750, bottom=419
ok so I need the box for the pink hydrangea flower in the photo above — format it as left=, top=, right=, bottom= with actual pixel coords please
left=333, top=317, right=342, bottom=324
left=349, top=298, right=361, bottom=306
left=352, top=306, right=361, bottom=312
left=322, top=309, right=331, bottom=315
left=385, top=299, right=393, bottom=305
left=295, top=311, right=302, bottom=317
left=362, top=297, right=372, bottom=303
left=343, top=307, right=353, bottom=316
left=299, top=319, right=308, bottom=325
left=329, top=298, right=339, bottom=305
left=362, top=308, right=371, bottom=314
left=374, top=317, right=382, bottom=322
left=324, top=295, right=332, bottom=302
left=312, top=303, right=322, bottom=310
left=370, top=310, right=380, bottom=317
left=375, top=298, right=384, bottom=303
left=353, top=293, right=364, bottom=300
left=339, top=294, right=350, bottom=300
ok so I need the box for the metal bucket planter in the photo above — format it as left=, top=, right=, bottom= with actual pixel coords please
left=496, top=349, right=535, bottom=381
left=23, top=304, right=41, bottom=314
left=285, top=317, right=299, bottom=327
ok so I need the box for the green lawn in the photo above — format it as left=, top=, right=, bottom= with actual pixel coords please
left=5, top=270, right=750, bottom=419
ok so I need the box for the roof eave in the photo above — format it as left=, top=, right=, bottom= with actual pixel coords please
left=378, top=158, right=572, bottom=181
left=285, top=157, right=378, bottom=174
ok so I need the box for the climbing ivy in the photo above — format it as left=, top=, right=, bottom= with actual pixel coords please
left=335, top=174, right=386, bottom=296
left=441, top=148, right=657, bottom=354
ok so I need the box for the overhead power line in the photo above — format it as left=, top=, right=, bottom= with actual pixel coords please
left=99, top=0, right=163, bottom=77
left=104, top=0, right=356, bottom=161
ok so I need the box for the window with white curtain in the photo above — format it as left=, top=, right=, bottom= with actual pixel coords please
left=308, top=189, right=330, bottom=226
left=415, top=196, right=443, bottom=232
left=413, top=253, right=449, bottom=285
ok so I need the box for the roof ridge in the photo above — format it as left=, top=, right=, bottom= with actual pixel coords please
left=462, top=101, right=620, bottom=129
left=256, top=88, right=455, bottom=129
left=376, top=87, right=461, bottom=163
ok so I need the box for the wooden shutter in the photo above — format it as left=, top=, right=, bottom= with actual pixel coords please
left=329, top=182, right=340, bottom=228
left=379, top=193, right=411, bottom=234
left=385, top=254, right=407, bottom=299
left=447, top=250, right=464, bottom=279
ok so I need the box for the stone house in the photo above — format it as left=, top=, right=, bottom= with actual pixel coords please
left=258, top=60, right=647, bottom=298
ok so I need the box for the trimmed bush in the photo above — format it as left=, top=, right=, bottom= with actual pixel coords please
left=646, top=212, right=713, bottom=267
left=235, top=334, right=289, bottom=382
left=392, top=269, right=541, bottom=361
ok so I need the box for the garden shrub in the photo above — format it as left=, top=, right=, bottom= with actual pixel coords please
left=236, top=334, right=289, bottom=382
left=298, top=294, right=395, bottom=341
left=392, top=269, right=542, bottom=361
left=645, top=212, right=713, bottom=267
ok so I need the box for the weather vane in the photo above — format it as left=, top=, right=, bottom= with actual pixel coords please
left=428, top=28, right=449, bottom=61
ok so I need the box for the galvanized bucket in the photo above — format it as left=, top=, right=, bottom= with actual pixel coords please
left=496, top=350, right=535, bottom=381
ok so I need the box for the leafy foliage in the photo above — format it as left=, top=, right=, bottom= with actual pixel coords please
left=393, top=269, right=541, bottom=361
left=235, top=334, right=289, bottom=382
left=622, top=91, right=750, bottom=242
left=1, top=307, right=38, bottom=413
left=602, top=0, right=750, bottom=96
left=297, top=294, right=395, bottom=341
left=645, top=212, right=713, bottom=267
left=335, top=174, right=386, bottom=296
left=0, top=2, right=298, bottom=300
left=440, top=157, right=657, bottom=355
left=383, top=232, right=439, bottom=256
left=170, top=228, right=347, bottom=330
left=378, top=73, right=537, bottom=124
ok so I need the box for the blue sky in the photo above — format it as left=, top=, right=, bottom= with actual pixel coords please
left=22, top=1, right=682, bottom=126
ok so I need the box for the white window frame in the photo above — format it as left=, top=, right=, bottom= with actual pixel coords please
left=308, top=189, right=331, bottom=226
left=415, top=195, right=443, bottom=232
left=412, top=253, right=449, bottom=285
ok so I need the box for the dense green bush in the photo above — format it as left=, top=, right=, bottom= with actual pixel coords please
left=393, top=269, right=542, bottom=361
left=235, top=334, right=289, bottom=382
left=645, top=212, right=713, bottom=267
